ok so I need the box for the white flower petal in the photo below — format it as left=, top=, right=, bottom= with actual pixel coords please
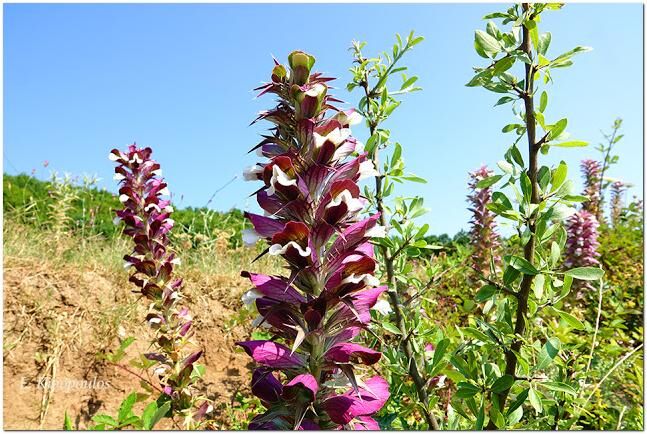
left=365, top=224, right=387, bottom=238
left=358, top=160, right=379, bottom=180
left=268, top=241, right=311, bottom=257
left=371, top=299, right=393, bottom=315
left=242, top=228, right=261, bottom=246
left=243, top=164, right=264, bottom=181
left=242, top=289, right=262, bottom=306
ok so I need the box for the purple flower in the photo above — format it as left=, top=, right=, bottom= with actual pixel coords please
left=564, top=210, right=600, bottom=269
left=237, top=51, right=388, bottom=429
left=610, top=180, right=627, bottom=226
left=467, top=165, right=501, bottom=277
left=111, top=144, right=207, bottom=424
left=580, top=159, right=602, bottom=218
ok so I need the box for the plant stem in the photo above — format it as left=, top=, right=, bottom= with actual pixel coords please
left=585, top=280, right=604, bottom=374
left=361, top=78, right=440, bottom=430
left=487, top=4, right=539, bottom=427
left=597, top=122, right=619, bottom=222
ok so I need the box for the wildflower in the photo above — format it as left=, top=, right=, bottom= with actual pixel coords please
left=111, top=144, right=208, bottom=427
left=580, top=159, right=602, bottom=218
left=237, top=52, right=388, bottom=430
left=609, top=180, right=627, bottom=226
left=467, top=165, right=501, bottom=277
left=564, top=210, right=600, bottom=269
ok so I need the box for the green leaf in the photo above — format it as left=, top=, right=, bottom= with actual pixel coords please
left=565, top=267, right=604, bottom=281
left=533, top=274, right=545, bottom=300
left=495, top=96, right=515, bottom=107
left=539, top=91, right=548, bottom=113
left=456, top=382, right=481, bottom=399
left=502, top=123, right=522, bottom=133
left=475, top=29, right=501, bottom=57
left=63, top=411, right=74, bottom=430
left=475, top=284, right=497, bottom=302
left=490, top=405, right=506, bottom=429
left=145, top=402, right=170, bottom=430
left=520, top=172, right=532, bottom=202
left=529, top=387, right=543, bottom=414
left=382, top=322, right=402, bottom=335
left=536, top=338, right=561, bottom=370
left=538, top=32, right=552, bottom=56
left=506, top=255, right=539, bottom=275
left=557, top=310, right=585, bottom=330
left=476, top=175, right=502, bottom=189
left=91, top=415, right=118, bottom=427
left=118, top=392, right=137, bottom=422
left=463, top=327, right=490, bottom=343
left=431, top=338, right=450, bottom=371
left=548, top=118, right=567, bottom=140
left=541, top=381, right=577, bottom=396
left=552, top=140, right=588, bottom=148
left=491, top=375, right=515, bottom=393
left=551, top=161, right=567, bottom=190
left=506, top=388, right=529, bottom=416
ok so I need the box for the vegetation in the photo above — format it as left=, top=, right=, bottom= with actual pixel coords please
left=3, top=2, right=642, bottom=431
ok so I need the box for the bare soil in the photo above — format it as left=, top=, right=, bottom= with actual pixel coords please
left=3, top=248, right=254, bottom=429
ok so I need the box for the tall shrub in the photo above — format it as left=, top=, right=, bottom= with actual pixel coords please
left=461, top=3, right=605, bottom=429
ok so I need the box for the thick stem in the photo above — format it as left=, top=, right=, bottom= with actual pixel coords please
left=487, top=3, right=539, bottom=428
left=363, top=77, right=440, bottom=430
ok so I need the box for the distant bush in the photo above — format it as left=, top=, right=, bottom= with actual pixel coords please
left=3, top=173, right=247, bottom=247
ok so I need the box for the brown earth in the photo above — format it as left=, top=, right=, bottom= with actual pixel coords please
left=3, top=234, right=262, bottom=429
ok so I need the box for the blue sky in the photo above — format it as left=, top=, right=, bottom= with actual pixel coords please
left=4, top=3, right=643, bottom=235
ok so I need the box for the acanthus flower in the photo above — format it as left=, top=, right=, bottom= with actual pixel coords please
left=467, top=165, right=501, bottom=277
left=237, top=51, right=389, bottom=430
left=580, top=159, right=602, bottom=218
left=111, top=144, right=209, bottom=428
left=609, top=180, right=627, bottom=226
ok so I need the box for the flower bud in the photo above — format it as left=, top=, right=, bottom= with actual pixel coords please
left=288, top=50, right=315, bottom=85
left=294, top=83, right=327, bottom=120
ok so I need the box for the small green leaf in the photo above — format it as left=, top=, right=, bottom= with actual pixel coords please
left=382, top=322, right=402, bottom=335
left=475, top=284, right=497, bottom=302
left=552, top=140, right=588, bottom=148
left=565, top=267, right=604, bottom=281
left=557, top=310, right=585, bottom=330
left=541, top=381, right=577, bottom=396
left=118, top=392, right=137, bottom=422
left=477, top=175, right=502, bottom=189
left=475, top=29, right=501, bottom=57
left=491, top=375, right=515, bottom=393
left=456, top=382, right=481, bottom=398
left=91, top=415, right=118, bottom=427
left=64, top=411, right=74, bottom=430
left=506, top=255, right=539, bottom=275
left=529, top=387, right=543, bottom=414
left=549, top=118, right=567, bottom=140
left=539, top=91, right=548, bottom=113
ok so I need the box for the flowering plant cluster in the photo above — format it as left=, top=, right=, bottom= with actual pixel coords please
left=467, top=165, right=501, bottom=277
left=110, top=145, right=210, bottom=427
left=610, top=180, right=627, bottom=226
left=237, top=51, right=389, bottom=430
left=564, top=210, right=600, bottom=269
left=580, top=159, right=602, bottom=218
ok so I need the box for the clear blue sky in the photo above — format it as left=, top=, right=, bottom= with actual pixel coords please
left=4, top=3, right=643, bottom=235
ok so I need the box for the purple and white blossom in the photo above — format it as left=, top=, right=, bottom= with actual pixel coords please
left=237, top=51, right=389, bottom=430
left=111, top=144, right=208, bottom=426
left=467, top=165, right=501, bottom=277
